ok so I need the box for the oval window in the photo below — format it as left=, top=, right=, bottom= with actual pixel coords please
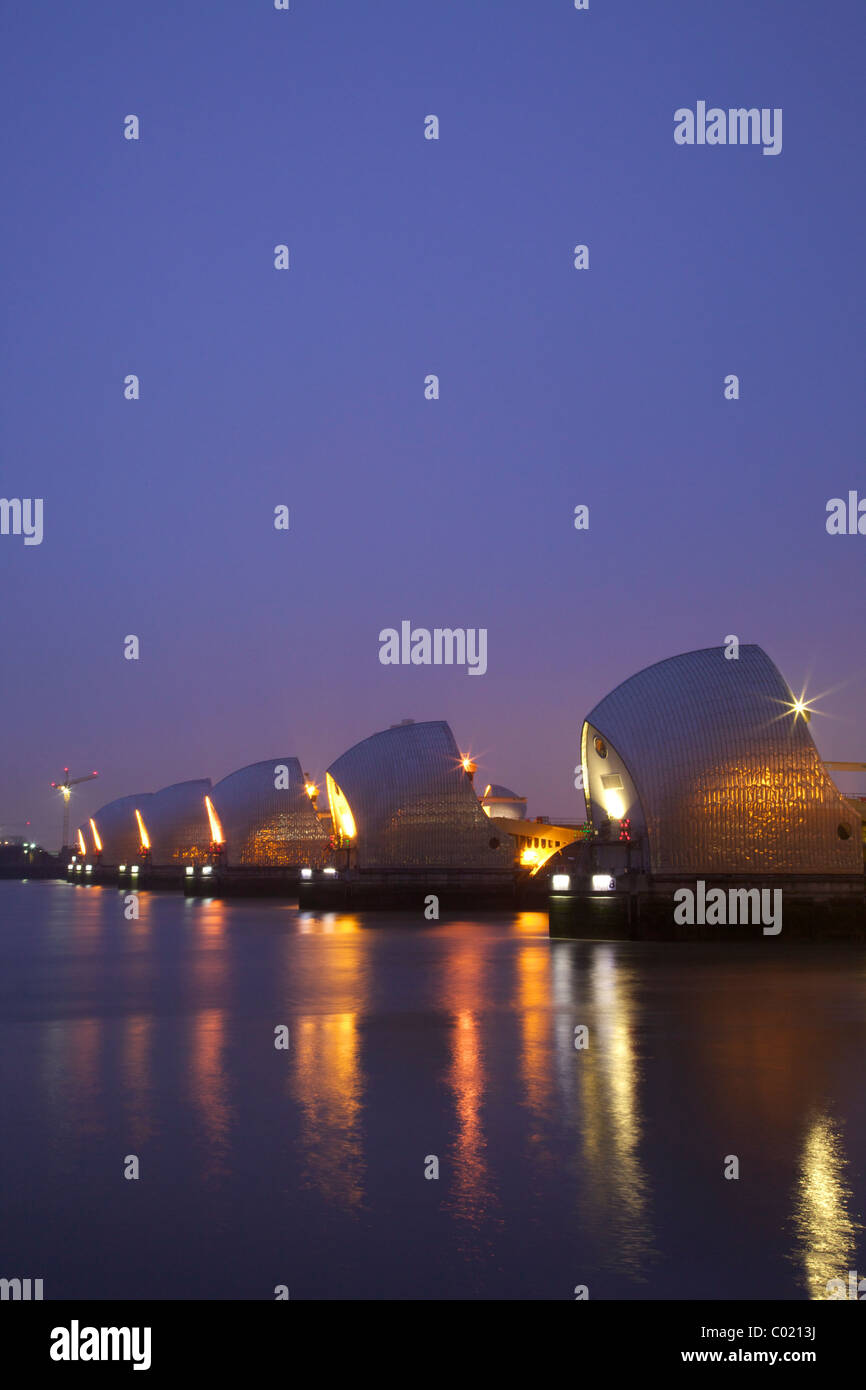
left=837, top=824, right=852, bottom=840
left=594, top=737, right=607, bottom=759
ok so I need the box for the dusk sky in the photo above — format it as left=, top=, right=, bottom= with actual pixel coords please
left=2, top=0, right=864, bottom=849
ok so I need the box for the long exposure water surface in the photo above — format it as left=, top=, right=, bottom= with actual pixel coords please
left=0, top=881, right=863, bottom=1300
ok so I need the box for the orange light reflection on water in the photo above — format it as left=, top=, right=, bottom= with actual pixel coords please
left=442, top=946, right=498, bottom=1247
left=291, top=918, right=366, bottom=1211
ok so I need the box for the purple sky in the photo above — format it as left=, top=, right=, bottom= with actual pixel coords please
left=2, top=0, right=864, bottom=849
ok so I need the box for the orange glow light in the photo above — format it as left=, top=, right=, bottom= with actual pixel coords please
left=89, top=818, right=102, bottom=853
left=520, top=845, right=558, bottom=876
left=135, top=808, right=151, bottom=851
left=77, top=828, right=86, bottom=855
left=204, top=795, right=224, bottom=845
left=326, top=773, right=356, bottom=839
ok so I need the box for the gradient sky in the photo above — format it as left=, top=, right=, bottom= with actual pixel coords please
left=2, top=0, right=864, bottom=849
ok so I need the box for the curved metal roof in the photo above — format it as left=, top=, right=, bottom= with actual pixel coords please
left=327, top=720, right=513, bottom=869
left=211, top=758, right=330, bottom=867
left=90, top=792, right=154, bottom=864
left=145, top=779, right=212, bottom=865
left=583, top=645, right=862, bottom=874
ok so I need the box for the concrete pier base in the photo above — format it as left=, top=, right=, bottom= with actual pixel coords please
left=549, top=875, right=866, bottom=941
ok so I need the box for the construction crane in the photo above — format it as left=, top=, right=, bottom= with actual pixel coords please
left=50, top=768, right=98, bottom=851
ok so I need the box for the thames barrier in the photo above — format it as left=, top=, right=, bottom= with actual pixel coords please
left=2, top=645, right=858, bottom=939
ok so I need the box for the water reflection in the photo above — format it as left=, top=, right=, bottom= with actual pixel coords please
left=445, top=1009, right=493, bottom=1228
left=442, top=945, right=499, bottom=1264
left=565, top=945, right=655, bottom=1281
left=513, top=911, right=548, bottom=937
left=188, top=902, right=232, bottom=1181
left=296, top=911, right=364, bottom=937
left=10, top=885, right=866, bottom=1299
left=291, top=918, right=366, bottom=1211
left=292, top=1014, right=365, bottom=1211
left=68, top=1017, right=104, bottom=1139
left=793, top=1112, right=861, bottom=1299
left=516, top=942, right=555, bottom=1155
left=120, top=1013, right=153, bottom=1149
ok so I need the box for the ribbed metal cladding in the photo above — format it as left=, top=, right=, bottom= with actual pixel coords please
left=90, top=793, right=153, bottom=864
left=146, top=779, right=212, bottom=865
left=583, top=645, right=863, bottom=875
left=327, top=720, right=513, bottom=869
left=211, top=758, right=330, bottom=867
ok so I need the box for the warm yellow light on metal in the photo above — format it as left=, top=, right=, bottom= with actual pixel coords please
left=89, top=818, right=102, bottom=853
left=326, top=773, right=356, bottom=839
left=135, top=808, right=151, bottom=851
left=520, top=844, right=558, bottom=875
left=602, top=789, right=626, bottom=820
left=77, top=828, right=86, bottom=855
left=62, top=786, right=72, bottom=802
left=305, top=782, right=318, bottom=798
left=204, top=795, right=224, bottom=845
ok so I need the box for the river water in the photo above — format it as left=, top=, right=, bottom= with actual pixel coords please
left=1, top=880, right=863, bottom=1300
